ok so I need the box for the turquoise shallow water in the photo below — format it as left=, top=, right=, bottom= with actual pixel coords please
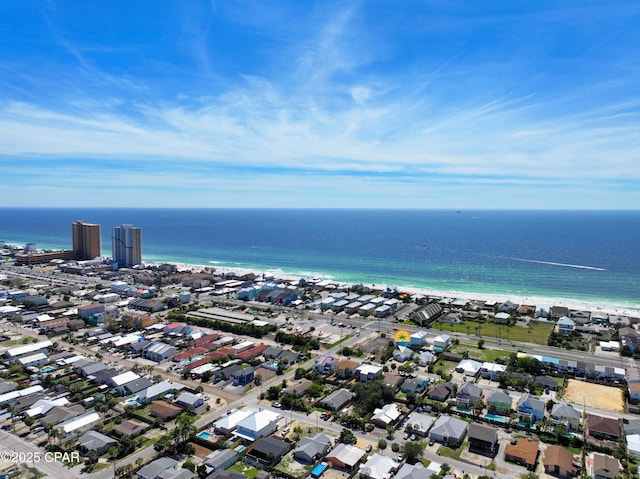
left=1, top=208, right=639, bottom=310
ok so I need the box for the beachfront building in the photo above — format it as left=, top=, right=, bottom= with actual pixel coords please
left=72, top=220, right=101, bottom=260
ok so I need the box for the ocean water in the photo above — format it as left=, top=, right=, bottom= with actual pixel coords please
left=1, top=208, right=639, bottom=309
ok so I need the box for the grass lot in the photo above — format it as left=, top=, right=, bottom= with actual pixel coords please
left=437, top=440, right=467, bottom=460
left=453, top=345, right=512, bottom=362
left=229, top=464, right=259, bottom=479
left=433, top=321, right=554, bottom=345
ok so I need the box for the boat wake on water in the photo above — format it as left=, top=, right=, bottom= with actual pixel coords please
left=509, top=257, right=606, bottom=271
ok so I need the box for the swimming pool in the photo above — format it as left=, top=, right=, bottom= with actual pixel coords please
left=198, top=431, right=212, bottom=440
left=311, top=462, right=329, bottom=478
left=235, top=445, right=246, bottom=453
left=41, top=366, right=55, bottom=372
left=484, top=413, right=509, bottom=423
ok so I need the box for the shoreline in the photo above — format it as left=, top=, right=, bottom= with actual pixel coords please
left=148, top=260, right=640, bottom=318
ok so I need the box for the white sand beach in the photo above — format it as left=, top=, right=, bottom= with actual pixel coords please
left=149, top=261, right=640, bottom=317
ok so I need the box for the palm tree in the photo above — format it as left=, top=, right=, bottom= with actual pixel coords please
left=44, top=423, right=53, bottom=446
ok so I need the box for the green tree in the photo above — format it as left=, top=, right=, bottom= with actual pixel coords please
left=339, top=428, right=357, bottom=445
left=378, top=438, right=387, bottom=450
left=403, top=441, right=426, bottom=464
left=387, top=425, right=396, bottom=439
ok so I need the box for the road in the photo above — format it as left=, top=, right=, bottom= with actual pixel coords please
left=0, top=430, right=78, bottom=479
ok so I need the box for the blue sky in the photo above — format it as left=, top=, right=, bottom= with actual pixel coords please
left=1, top=1, right=639, bottom=208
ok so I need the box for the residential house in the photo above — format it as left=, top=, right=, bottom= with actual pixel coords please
left=504, top=439, right=539, bottom=470
left=39, top=405, right=84, bottom=427
left=468, top=423, right=499, bottom=456
left=558, top=317, right=576, bottom=334
left=118, top=377, right=154, bottom=396
left=517, top=393, right=546, bottom=424
left=393, top=347, right=414, bottom=362
left=401, top=378, right=426, bottom=395
left=480, top=362, right=507, bottom=380
left=233, top=368, right=255, bottom=386
left=410, top=331, right=428, bottom=346
left=455, top=359, right=483, bottom=377
left=359, top=453, right=399, bottom=479
left=77, top=361, right=108, bottom=378
left=494, top=312, right=511, bottom=325
left=326, top=444, right=366, bottom=472
left=356, top=364, right=383, bottom=382
left=59, top=411, right=100, bottom=435
left=551, top=403, right=582, bottom=431
left=587, top=415, right=621, bottom=441
left=138, top=380, right=174, bottom=403
left=535, top=376, right=559, bottom=391
left=248, top=435, right=292, bottom=466
left=543, top=445, right=578, bottom=478
left=137, top=457, right=179, bottom=479
left=456, top=382, right=483, bottom=410
left=150, top=400, right=182, bottom=421
left=319, top=389, right=353, bottom=411
left=486, top=390, right=512, bottom=414
left=213, top=409, right=252, bottom=435
left=551, top=306, right=570, bottom=321
left=618, top=327, right=640, bottom=353
left=395, top=463, right=432, bottom=479
left=371, top=403, right=401, bottom=428
left=427, top=382, right=454, bottom=402
left=429, top=415, right=468, bottom=446
left=416, top=351, right=436, bottom=366
left=234, top=409, right=281, bottom=441
left=206, top=471, right=247, bottom=479
left=205, top=449, right=239, bottom=473
left=176, top=391, right=204, bottom=409
left=433, top=334, right=451, bottom=353
left=78, top=430, right=117, bottom=455
left=404, top=412, right=436, bottom=437
left=294, top=433, right=332, bottom=464
left=335, top=359, right=360, bottom=380
left=498, top=300, right=518, bottom=313
left=588, top=453, right=621, bottom=479
left=626, top=434, right=640, bottom=461
left=114, top=419, right=150, bottom=438
left=314, top=356, right=339, bottom=375
left=283, top=379, right=312, bottom=398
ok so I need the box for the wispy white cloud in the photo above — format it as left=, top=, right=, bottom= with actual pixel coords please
left=0, top=0, right=639, bottom=208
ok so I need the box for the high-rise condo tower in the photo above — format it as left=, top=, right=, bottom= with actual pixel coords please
left=112, top=224, right=142, bottom=268
left=71, top=220, right=101, bottom=260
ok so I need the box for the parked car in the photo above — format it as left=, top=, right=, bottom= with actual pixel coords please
left=365, top=444, right=373, bottom=453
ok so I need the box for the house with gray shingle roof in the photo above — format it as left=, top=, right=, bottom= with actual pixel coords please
left=429, top=415, right=468, bottom=446
left=395, top=463, right=433, bottom=479
left=456, top=382, right=483, bottom=409
left=78, top=430, right=117, bottom=455
left=518, top=393, right=546, bottom=423
left=294, top=432, right=332, bottom=464
left=319, top=388, right=352, bottom=411
left=137, top=457, right=179, bottom=479
left=205, top=449, right=239, bottom=472
left=486, top=390, right=512, bottom=414
left=551, top=403, right=582, bottom=431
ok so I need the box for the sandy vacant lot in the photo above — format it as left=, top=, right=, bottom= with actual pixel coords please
left=564, top=379, right=624, bottom=412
